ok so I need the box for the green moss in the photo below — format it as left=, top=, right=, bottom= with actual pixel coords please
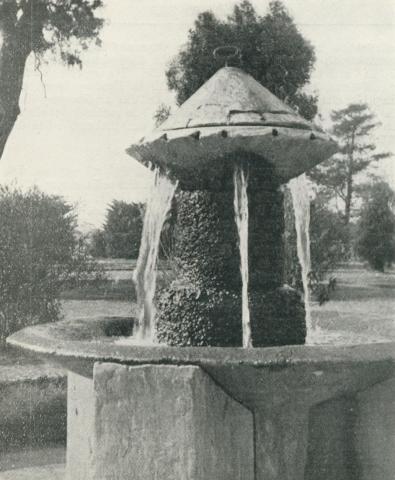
left=156, top=284, right=305, bottom=347
left=156, top=285, right=242, bottom=346
left=250, top=286, right=306, bottom=346
left=157, top=154, right=304, bottom=347
left=173, top=190, right=240, bottom=289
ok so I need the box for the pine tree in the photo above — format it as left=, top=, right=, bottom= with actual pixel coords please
left=310, top=103, right=391, bottom=225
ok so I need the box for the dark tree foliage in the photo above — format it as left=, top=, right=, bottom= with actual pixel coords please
left=0, top=0, right=104, bottom=159
left=310, top=103, right=391, bottom=225
left=356, top=181, right=395, bottom=272
left=102, top=200, right=144, bottom=260
left=0, top=185, right=102, bottom=340
left=165, top=0, right=317, bottom=119
left=89, top=228, right=107, bottom=258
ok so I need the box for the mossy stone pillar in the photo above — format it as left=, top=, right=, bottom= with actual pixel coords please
left=156, top=155, right=305, bottom=346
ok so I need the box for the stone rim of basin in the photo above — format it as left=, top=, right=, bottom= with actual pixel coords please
left=7, top=317, right=394, bottom=408
left=7, top=317, right=395, bottom=369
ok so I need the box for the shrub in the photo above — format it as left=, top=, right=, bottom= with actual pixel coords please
left=355, top=181, right=395, bottom=271
left=0, top=186, right=103, bottom=340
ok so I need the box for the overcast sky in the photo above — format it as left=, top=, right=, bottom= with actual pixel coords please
left=1, top=0, right=394, bottom=229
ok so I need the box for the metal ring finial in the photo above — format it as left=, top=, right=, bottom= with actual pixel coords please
left=213, top=46, right=241, bottom=67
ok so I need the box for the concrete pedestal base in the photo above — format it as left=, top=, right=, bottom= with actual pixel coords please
left=67, top=365, right=254, bottom=480
left=355, top=377, right=395, bottom=480
left=66, top=362, right=395, bottom=480
left=7, top=322, right=394, bottom=480
left=254, top=407, right=309, bottom=480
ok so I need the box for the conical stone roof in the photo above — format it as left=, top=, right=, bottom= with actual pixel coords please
left=160, top=67, right=312, bottom=131
left=128, top=66, right=338, bottom=187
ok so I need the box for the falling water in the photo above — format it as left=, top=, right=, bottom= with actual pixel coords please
left=289, top=173, right=315, bottom=342
left=233, top=164, right=252, bottom=348
left=133, top=168, right=178, bottom=343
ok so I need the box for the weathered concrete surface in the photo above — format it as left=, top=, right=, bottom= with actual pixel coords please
left=127, top=67, right=338, bottom=185
left=7, top=318, right=395, bottom=385
left=254, top=406, right=309, bottom=480
left=305, top=396, right=359, bottom=480
left=91, top=364, right=253, bottom=480
left=63, top=361, right=395, bottom=480
left=355, top=377, right=395, bottom=480
left=158, top=67, right=312, bottom=132
left=66, top=373, right=95, bottom=480
left=7, top=320, right=395, bottom=479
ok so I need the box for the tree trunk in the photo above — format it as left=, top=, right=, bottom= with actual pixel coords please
left=343, top=131, right=355, bottom=225
left=0, top=4, right=32, bottom=160
left=344, top=172, right=353, bottom=225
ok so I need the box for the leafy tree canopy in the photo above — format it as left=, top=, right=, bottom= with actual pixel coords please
left=165, top=0, right=317, bottom=120
left=0, top=0, right=104, bottom=158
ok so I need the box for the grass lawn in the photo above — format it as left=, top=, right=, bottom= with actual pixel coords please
left=312, top=264, right=395, bottom=342
left=60, top=299, right=136, bottom=320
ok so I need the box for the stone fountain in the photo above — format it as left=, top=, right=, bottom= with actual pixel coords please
left=7, top=62, right=395, bottom=479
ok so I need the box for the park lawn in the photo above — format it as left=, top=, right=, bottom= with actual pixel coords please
left=312, top=264, right=395, bottom=342
left=60, top=299, right=136, bottom=320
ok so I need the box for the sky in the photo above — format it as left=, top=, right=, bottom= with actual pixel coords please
left=1, top=0, right=394, bottom=229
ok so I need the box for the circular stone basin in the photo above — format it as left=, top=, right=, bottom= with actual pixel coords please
left=7, top=317, right=395, bottom=409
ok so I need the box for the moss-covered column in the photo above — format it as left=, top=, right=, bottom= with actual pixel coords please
left=156, top=155, right=305, bottom=347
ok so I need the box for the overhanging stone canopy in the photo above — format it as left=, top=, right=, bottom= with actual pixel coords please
left=127, top=66, right=338, bottom=185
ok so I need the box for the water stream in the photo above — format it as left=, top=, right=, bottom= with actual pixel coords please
left=133, top=168, right=178, bottom=343
left=233, top=164, right=252, bottom=348
left=289, top=173, right=315, bottom=342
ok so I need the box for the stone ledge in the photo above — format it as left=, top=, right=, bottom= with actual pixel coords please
left=0, top=464, right=65, bottom=480
left=0, top=447, right=65, bottom=472
left=0, top=363, right=65, bottom=386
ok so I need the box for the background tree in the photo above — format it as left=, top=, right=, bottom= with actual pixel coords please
left=310, top=103, right=391, bottom=225
left=0, top=0, right=103, bottom=160
left=89, top=228, right=107, bottom=258
left=0, top=185, right=102, bottom=340
left=102, top=200, right=144, bottom=259
left=355, top=181, right=395, bottom=272
left=166, top=0, right=318, bottom=119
